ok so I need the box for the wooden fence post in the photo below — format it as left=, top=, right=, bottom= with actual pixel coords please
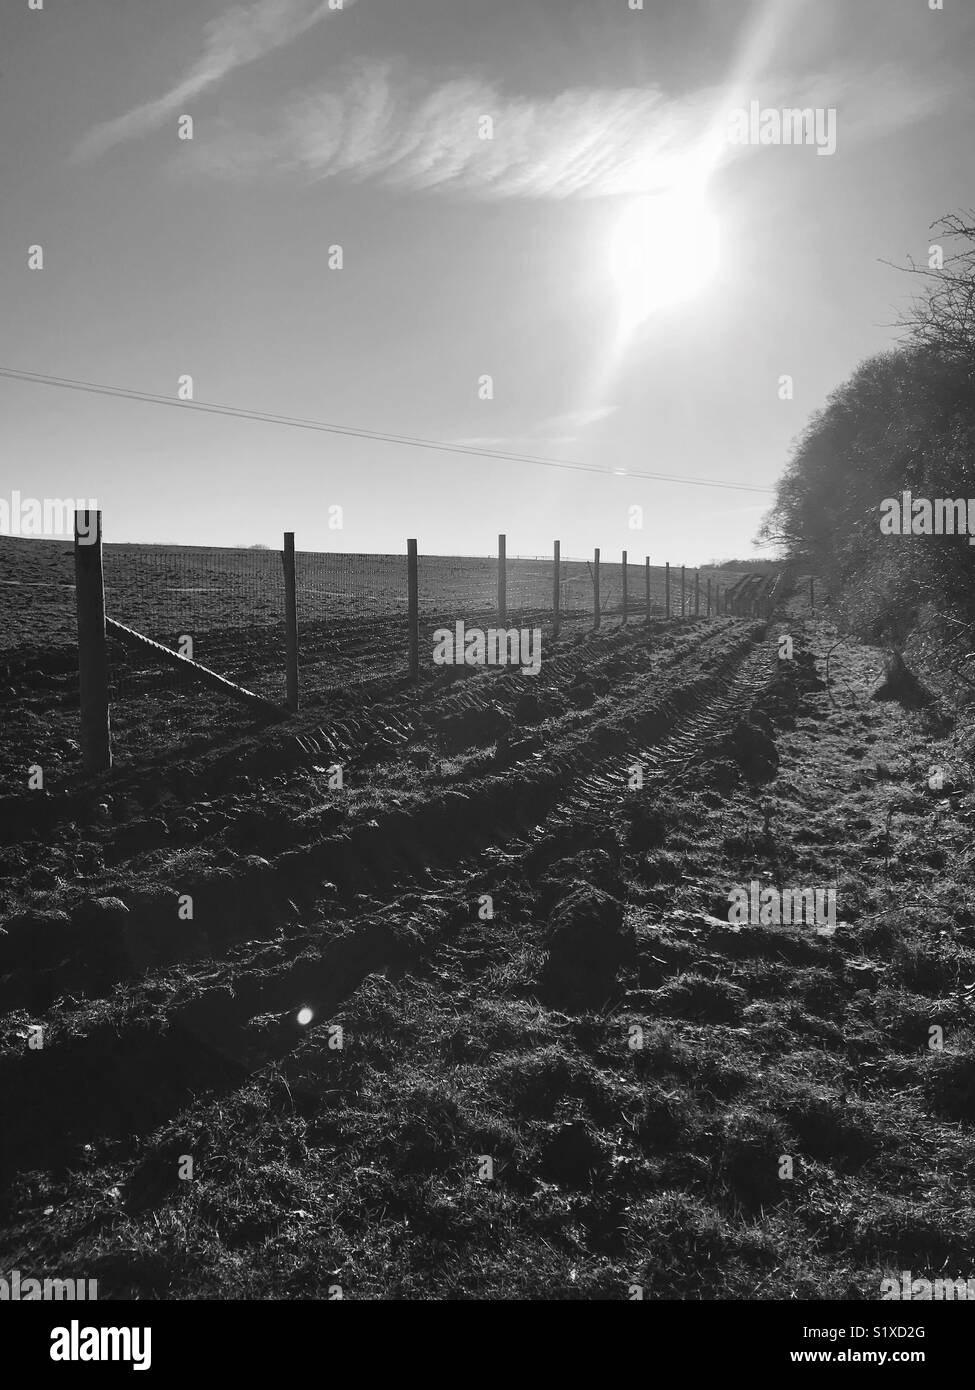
left=707, top=577, right=712, bottom=618
left=75, top=509, right=112, bottom=773
left=553, top=540, right=561, bottom=638
left=593, top=548, right=601, bottom=630
left=645, top=556, right=651, bottom=624
left=407, top=539, right=419, bottom=680
left=621, top=550, right=628, bottom=625
left=694, top=568, right=700, bottom=618
left=681, top=564, right=686, bottom=617
left=498, top=533, right=507, bottom=627
left=665, top=562, right=670, bottom=618
left=282, top=532, right=298, bottom=712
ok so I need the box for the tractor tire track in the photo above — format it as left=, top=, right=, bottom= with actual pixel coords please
left=0, top=621, right=780, bottom=1183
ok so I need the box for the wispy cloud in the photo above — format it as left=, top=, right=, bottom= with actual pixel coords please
left=182, top=60, right=724, bottom=196
left=180, top=57, right=943, bottom=199
left=75, top=0, right=357, bottom=162
left=537, top=406, right=618, bottom=433
left=449, top=406, right=618, bottom=453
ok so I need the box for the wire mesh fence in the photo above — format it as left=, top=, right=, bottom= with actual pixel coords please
left=1, top=521, right=775, bottom=789
left=10, top=520, right=763, bottom=776
left=102, top=546, right=287, bottom=706
left=296, top=550, right=412, bottom=694
left=0, top=534, right=76, bottom=654
left=92, top=542, right=743, bottom=704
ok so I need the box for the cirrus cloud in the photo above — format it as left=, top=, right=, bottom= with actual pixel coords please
left=75, top=0, right=358, bottom=162
left=177, top=56, right=944, bottom=200
left=181, top=59, right=727, bottom=197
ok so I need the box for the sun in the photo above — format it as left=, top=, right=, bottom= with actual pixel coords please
left=609, top=183, right=720, bottom=332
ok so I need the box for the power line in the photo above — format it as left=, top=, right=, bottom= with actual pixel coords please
left=0, top=365, right=776, bottom=496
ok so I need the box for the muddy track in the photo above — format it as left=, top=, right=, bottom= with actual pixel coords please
left=2, top=620, right=765, bottom=998
left=0, top=618, right=779, bottom=1183
left=0, top=616, right=734, bottom=841
left=7, top=619, right=761, bottom=976
left=432, top=626, right=780, bottom=909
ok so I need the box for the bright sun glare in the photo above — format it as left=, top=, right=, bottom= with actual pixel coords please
left=609, top=184, right=720, bottom=332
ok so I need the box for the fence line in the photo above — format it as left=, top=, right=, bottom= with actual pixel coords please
left=73, top=512, right=778, bottom=773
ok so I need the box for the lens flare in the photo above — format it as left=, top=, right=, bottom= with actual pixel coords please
left=609, top=184, right=720, bottom=332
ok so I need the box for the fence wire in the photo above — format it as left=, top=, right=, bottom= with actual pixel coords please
left=95, top=548, right=746, bottom=704
left=4, top=531, right=757, bottom=773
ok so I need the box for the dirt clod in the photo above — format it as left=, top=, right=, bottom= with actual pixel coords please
left=542, top=886, right=634, bottom=1005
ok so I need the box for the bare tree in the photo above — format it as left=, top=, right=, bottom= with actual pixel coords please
left=888, top=211, right=975, bottom=360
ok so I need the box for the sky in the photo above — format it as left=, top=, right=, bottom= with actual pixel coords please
left=1, top=0, right=973, bottom=561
